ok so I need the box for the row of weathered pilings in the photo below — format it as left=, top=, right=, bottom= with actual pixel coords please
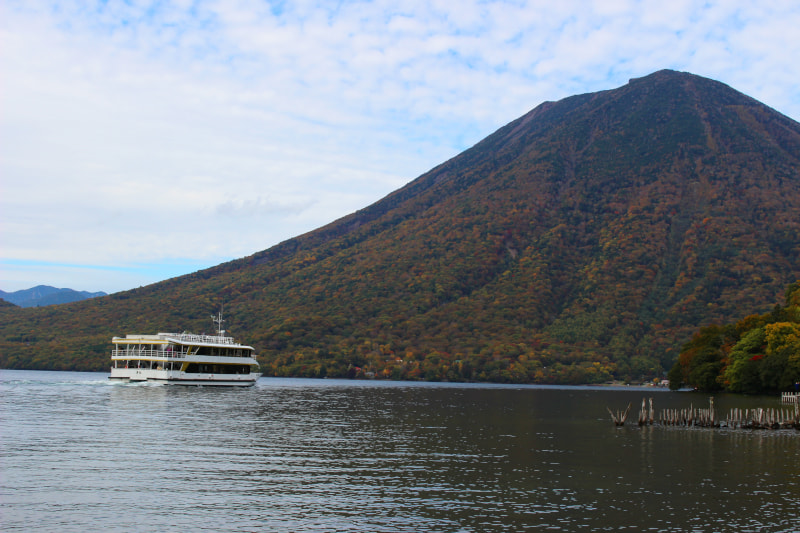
left=723, top=406, right=800, bottom=429
left=657, top=397, right=718, bottom=427
left=608, top=396, right=800, bottom=430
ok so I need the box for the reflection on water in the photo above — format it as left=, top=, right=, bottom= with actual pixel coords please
left=1, top=371, right=798, bottom=532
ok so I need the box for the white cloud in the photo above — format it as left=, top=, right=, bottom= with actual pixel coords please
left=1, top=0, right=799, bottom=293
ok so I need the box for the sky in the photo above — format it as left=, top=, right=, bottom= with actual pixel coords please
left=2, top=1, right=799, bottom=294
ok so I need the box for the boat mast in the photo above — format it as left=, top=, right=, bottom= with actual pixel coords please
left=212, top=306, right=226, bottom=337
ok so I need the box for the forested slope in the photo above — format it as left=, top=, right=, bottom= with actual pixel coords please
left=2, top=70, right=799, bottom=383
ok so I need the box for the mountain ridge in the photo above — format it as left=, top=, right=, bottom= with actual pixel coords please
left=0, top=285, right=107, bottom=308
left=2, top=70, right=799, bottom=381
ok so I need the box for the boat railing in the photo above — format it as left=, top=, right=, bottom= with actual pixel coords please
left=111, top=348, right=252, bottom=359
left=111, top=348, right=185, bottom=359
left=161, top=332, right=237, bottom=345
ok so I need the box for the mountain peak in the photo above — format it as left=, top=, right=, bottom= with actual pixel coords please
left=628, top=68, right=684, bottom=82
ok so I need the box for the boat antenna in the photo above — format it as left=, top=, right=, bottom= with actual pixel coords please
left=212, top=305, right=226, bottom=337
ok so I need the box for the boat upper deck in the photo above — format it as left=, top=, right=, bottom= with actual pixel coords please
left=113, top=332, right=253, bottom=350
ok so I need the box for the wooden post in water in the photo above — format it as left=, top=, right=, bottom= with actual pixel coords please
left=607, top=403, right=632, bottom=426
left=638, top=398, right=647, bottom=426
left=709, top=396, right=716, bottom=428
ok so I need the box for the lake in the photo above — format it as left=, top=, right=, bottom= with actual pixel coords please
left=1, top=369, right=798, bottom=532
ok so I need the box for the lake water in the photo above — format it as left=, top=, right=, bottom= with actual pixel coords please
left=1, top=370, right=798, bottom=532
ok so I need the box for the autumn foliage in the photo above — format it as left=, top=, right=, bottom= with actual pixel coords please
left=2, top=71, right=800, bottom=385
left=668, top=282, right=800, bottom=393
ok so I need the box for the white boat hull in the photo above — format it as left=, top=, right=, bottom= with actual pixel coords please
left=109, top=367, right=260, bottom=386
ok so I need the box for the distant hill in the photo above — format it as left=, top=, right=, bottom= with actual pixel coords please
left=0, top=286, right=107, bottom=308
left=1, top=70, right=799, bottom=380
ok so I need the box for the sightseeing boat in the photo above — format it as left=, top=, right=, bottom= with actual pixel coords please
left=109, top=311, right=261, bottom=386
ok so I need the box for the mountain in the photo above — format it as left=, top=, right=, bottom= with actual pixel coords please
left=0, top=286, right=107, bottom=308
left=1, top=70, right=799, bottom=380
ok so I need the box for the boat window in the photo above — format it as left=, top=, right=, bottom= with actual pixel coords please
left=180, top=363, right=252, bottom=374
